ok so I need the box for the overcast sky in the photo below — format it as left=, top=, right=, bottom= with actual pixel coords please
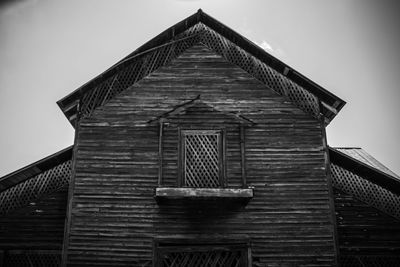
left=0, top=0, right=399, bottom=177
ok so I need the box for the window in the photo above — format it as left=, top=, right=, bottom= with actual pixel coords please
left=152, top=98, right=254, bottom=200
left=180, top=130, right=225, bottom=188
left=155, top=241, right=250, bottom=267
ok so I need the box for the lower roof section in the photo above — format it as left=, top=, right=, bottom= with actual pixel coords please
left=329, top=147, right=400, bottom=195
left=335, top=147, right=400, bottom=179
left=0, top=146, right=73, bottom=192
left=330, top=146, right=400, bottom=220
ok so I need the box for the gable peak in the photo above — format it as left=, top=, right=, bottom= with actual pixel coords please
left=57, top=9, right=345, bottom=127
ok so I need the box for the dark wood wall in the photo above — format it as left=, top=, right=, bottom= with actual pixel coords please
left=64, top=44, right=336, bottom=266
left=0, top=186, right=67, bottom=251
left=334, top=188, right=400, bottom=265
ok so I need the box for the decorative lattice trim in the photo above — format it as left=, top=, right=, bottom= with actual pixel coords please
left=0, top=160, right=71, bottom=215
left=331, top=163, right=400, bottom=220
left=161, top=250, right=243, bottom=267
left=198, top=23, right=320, bottom=118
left=157, top=243, right=247, bottom=267
left=340, top=255, right=400, bottom=267
left=78, top=23, right=320, bottom=123
left=2, top=250, right=61, bottom=267
left=80, top=24, right=203, bottom=119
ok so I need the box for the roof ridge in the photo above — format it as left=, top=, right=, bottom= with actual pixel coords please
left=57, top=10, right=345, bottom=126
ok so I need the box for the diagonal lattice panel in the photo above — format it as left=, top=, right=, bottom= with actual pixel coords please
left=331, top=163, right=400, bottom=220
left=2, top=251, right=61, bottom=267
left=340, top=255, right=400, bottom=267
left=161, top=250, right=242, bottom=267
left=77, top=22, right=321, bottom=124
left=197, top=23, right=320, bottom=119
left=184, top=131, right=220, bottom=188
left=0, top=160, right=71, bottom=214
left=80, top=24, right=203, bottom=119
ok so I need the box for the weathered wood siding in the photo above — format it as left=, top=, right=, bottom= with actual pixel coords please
left=0, top=185, right=67, bottom=250
left=65, top=44, right=336, bottom=266
left=334, top=188, right=400, bottom=263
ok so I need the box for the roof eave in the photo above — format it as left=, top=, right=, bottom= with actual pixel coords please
left=329, top=147, right=400, bottom=195
left=0, top=145, right=73, bottom=192
left=56, top=11, right=202, bottom=115
left=199, top=11, right=346, bottom=109
left=57, top=9, right=345, bottom=126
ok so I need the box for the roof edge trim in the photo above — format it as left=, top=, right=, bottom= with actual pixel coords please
left=0, top=146, right=73, bottom=192
left=329, top=147, right=400, bottom=195
left=57, top=9, right=346, bottom=125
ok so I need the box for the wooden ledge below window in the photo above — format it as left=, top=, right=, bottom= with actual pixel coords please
left=155, top=187, right=254, bottom=200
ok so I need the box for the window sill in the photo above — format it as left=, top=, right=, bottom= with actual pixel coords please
left=155, top=187, right=253, bottom=200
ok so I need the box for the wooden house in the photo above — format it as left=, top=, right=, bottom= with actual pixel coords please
left=1, top=10, right=399, bottom=267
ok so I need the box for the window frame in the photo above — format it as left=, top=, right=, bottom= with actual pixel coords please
left=178, top=128, right=227, bottom=188
left=153, top=239, right=251, bottom=267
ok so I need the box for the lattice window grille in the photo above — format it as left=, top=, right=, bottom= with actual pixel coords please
left=80, top=28, right=202, bottom=119
left=3, top=251, right=61, bottom=267
left=0, top=160, right=71, bottom=215
left=331, top=163, right=400, bottom=220
left=161, top=249, right=243, bottom=267
left=182, top=130, right=222, bottom=188
left=340, top=255, right=400, bottom=267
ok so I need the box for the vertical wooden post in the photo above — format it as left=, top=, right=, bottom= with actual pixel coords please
left=240, top=126, right=247, bottom=188
left=158, top=121, right=164, bottom=187
left=61, top=101, right=81, bottom=267
left=221, top=129, right=227, bottom=188
left=319, top=101, right=340, bottom=267
left=247, top=245, right=252, bottom=267
left=177, top=128, right=183, bottom=187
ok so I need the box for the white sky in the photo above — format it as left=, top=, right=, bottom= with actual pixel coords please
left=0, top=0, right=399, bottom=177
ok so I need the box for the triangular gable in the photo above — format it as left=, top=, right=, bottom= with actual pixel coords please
left=148, top=95, right=255, bottom=126
left=57, top=9, right=345, bottom=127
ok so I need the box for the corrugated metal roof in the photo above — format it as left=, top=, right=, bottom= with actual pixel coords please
left=335, top=147, right=400, bottom=179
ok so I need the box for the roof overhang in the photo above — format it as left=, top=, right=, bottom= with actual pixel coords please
left=57, top=9, right=345, bottom=127
left=329, top=147, right=400, bottom=195
left=0, top=146, right=73, bottom=192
